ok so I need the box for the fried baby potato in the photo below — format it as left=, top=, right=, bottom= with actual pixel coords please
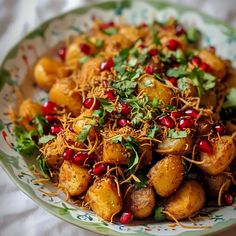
left=85, top=178, right=122, bottom=221
left=19, top=99, right=43, bottom=130
left=198, top=136, right=235, bottom=175
left=124, top=186, right=156, bottom=219
left=34, top=57, right=65, bottom=90
left=49, top=78, right=82, bottom=116
left=156, top=136, right=192, bottom=155
left=103, top=139, right=128, bottom=164
left=138, top=75, right=175, bottom=105
left=59, top=160, right=92, bottom=196
left=164, top=180, right=205, bottom=220
left=199, top=49, right=226, bottom=80
left=148, top=155, right=185, bottom=197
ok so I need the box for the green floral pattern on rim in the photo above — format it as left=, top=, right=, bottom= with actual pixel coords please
left=1, top=1, right=236, bottom=235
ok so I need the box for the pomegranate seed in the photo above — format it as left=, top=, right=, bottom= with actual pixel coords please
left=140, top=22, right=148, bottom=27
left=224, top=194, right=234, bottom=205
left=118, top=118, right=129, bottom=127
left=166, top=39, right=180, bottom=51
left=173, top=63, right=179, bottom=68
left=197, top=138, right=213, bottom=154
left=184, top=108, right=199, bottom=118
left=100, top=21, right=114, bottom=30
left=159, top=115, right=175, bottom=128
left=93, top=163, right=107, bottom=176
left=138, top=44, right=146, bottom=49
left=73, top=152, right=89, bottom=166
left=214, top=124, right=225, bottom=134
left=50, top=125, right=63, bottom=135
left=168, top=77, right=177, bottom=87
left=120, top=212, right=133, bottom=224
left=83, top=98, right=100, bottom=109
left=175, top=24, right=186, bottom=36
left=63, top=148, right=75, bottom=161
left=102, top=79, right=109, bottom=87
left=199, top=62, right=212, bottom=73
left=121, top=102, right=132, bottom=115
left=196, top=116, right=212, bottom=135
left=178, top=118, right=195, bottom=129
left=191, top=56, right=202, bottom=67
left=45, top=115, right=57, bottom=122
left=171, top=110, right=182, bottom=119
left=145, top=63, right=156, bottom=74
left=104, top=90, right=116, bottom=102
left=58, top=47, right=67, bottom=61
left=80, top=43, right=92, bottom=55
left=43, top=101, right=57, bottom=115
left=148, top=49, right=158, bottom=56
left=100, top=58, right=114, bottom=71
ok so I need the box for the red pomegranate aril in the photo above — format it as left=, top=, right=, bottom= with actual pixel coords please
left=175, top=24, right=186, bottom=36
left=102, top=79, right=109, bottom=87
left=166, top=39, right=180, bottom=51
left=45, top=115, right=57, bottom=122
left=50, top=125, right=63, bottom=135
left=199, top=62, right=212, bottom=73
left=63, top=148, right=75, bottom=161
left=178, top=118, right=195, bottom=129
left=145, top=63, right=156, bottom=74
left=100, top=21, right=114, bottom=30
left=197, top=138, right=213, bottom=154
left=140, top=22, right=148, bottom=27
left=58, top=46, right=67, bottom=61
left=73, top=152, right=89, bottom=166
left=43, top=101, right=57, bottom=115
left=120, top=212, right=133, bottom=224
left=168, top=77, right=177, bottom=87
left=83, top=98, right=100, bottom=109
left=93, top=163, right=107, bottom=176
left=121, top=102, right=132, bottom=115
left=159, top=115, right=175, bottom=128
left=184, top=108, right=199, bottom=118
left=80, top=43, right=92, bottom=55
left=138, top=44, right=146, bottom=49
left=148, top=49, right=158, bottom=56
left=224, top=194, right=234, bottom=205
left=100, top=58, right=114, bottom=71
left=171, top=110, right=182, bottom=119
left=118, top=118, right=129, bottom=127
left=191, top=56, right=202, bottom=67
left=214, top=124, right=225, bottom=134
left=105, top=90, right=116, bottom=102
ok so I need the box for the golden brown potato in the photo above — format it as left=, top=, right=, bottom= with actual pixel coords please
left=85, top=178, right=122, bottom=221
left=19, top=99, right=43, bottom=130
left=148, top=155, right=185, bottom=197
left=198, top=136, right=235, bottom=175
left=156, top=136, right=192, bottom=155
left=202, top=171, right=231, bottom=197
left=199, top=49, right=226, bottom=80
left=138, top=75, right=175, bottom=105
left=139, top=143, right=153, bottom=167
left=103, top=138, right=128, bottom=164
left=73, top=109, right=96, bottom=141
left=49, top=78, right=82, bottom=116
left=225, top=120, right=236, bottom=135
left=59, top=160, right=92, bottom=196
left=119, top=26, right=146, bottom=43
left=164, top=180, right=205, bottom=220
left=124, top=186, right=156, bottom=219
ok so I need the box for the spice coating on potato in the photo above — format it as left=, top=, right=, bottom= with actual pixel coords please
left=148, top=155, right=185, bottom=197
left=59, top=160, right=92, bottom=196
left=124, top=186, right=156, bottom=219
left=198, top=136, right=235, bottom=175
left=85, top=178, right=122, bottom=221
left=49, top=78, right=82, bottom=116
left=164, top=180, right=205, bottom=220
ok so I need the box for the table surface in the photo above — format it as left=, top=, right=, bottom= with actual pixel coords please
left=0, top=0, right=236, bottom=235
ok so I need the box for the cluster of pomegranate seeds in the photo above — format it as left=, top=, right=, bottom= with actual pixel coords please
left=83, top=98, right=100, bottom=110
left=121, top=102, right=131, bottom=115
left=43, top=101, right=57, bottom=115
left=120, top=212, right=133, bottom=224
left=118, top=118, right=129, bottom=127
left=104, top=90, right=116, bottom=102
left=199, top=62, right=212, bottom=73
left=197, top=138, right=213, bottom=154
left=148, top=48, right=158, bottom=56
left=99, top=21, right=114, bottom=30
left=100, top=58, right=114, bottom=71
left=79, top=43, right=92, bottom=55
left=57, top=46, right=67, bottom=61
left=45, top=114, right=57, bottom=122
left=166, top=39, right=181, bottom=51
left=178, top=118, right=195, bottom=129
left=224, top=194, right=234, bottom=205
left=102, top=79, right=109, bottom=87
left=93, top=162, right=107, bottom=176
left=171, top=110, right=182, bottom=119
left=159, top=115, right=175, bottom=129
left=145, top=63, right=156, bottom=74
left=214, top=124, right=225, bottom=134
left=191, top=56, right=202, bottom=67
left=168, top=77, right=177, bottom=87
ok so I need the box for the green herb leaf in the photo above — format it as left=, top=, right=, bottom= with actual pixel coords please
left=134, top=171, right=148, bottom=189
left=98, top=98, right=114, bottom=113
left=128, top=57, right=138, bottom=67
left=37, top=155, right=49, bottom=177
left=38, top=135, right=56, bottom=144
left=102, top=27, right=117, bottom=35
left=77, top=125, right=91, bottom=142
left=154, top=206, right=166, bottom=222
left=223, top=88, right=236, bottom=108
left=150, top=97, right=161, bottom=109
left=147, top=124, right=159, bottom=138
left=95, top=39, right=104, bottom=48
left=168, top=129, right=187, bottom=139
left=79, top=56, right=91, bottom=64
left=143, top=79, right=154, bottom=88
left=110, top=135, right=123, bottom=144
left=167, top=65, right=188, bottom=78
left=186, top=27, right=200, bottom=43
left=33, top=115, right=46, bottom=136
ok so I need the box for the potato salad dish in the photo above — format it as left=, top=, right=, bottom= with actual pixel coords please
left=13, top=18, right=236, bottom=226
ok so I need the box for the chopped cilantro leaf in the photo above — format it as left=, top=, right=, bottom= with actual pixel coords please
left=128, top=57, right=138, bottom=67
left=102, top=27, right=117, bottom=35
left=168, top=129, right=187, bottom=139
left=167, top=65, right=188, bottom=78
left=39, top=135, right=56, bottom=144
left=79, top=56, right=91, bottom=64
left=143, top=79, right=154, bottom=88
left=110, top=135, right=123, bottom=144
left=186, top=27, right=200, bottom=43
left=97, top=98, right=115, bottom=113
left=37, top=155, right=49, bottom=177
left=223, top=88, right=236, bottom=108
left=32, top=115, right=46, bottom=136
left=134, top=171, right=148, bottom=189
left=77, top=125, right=91, bottom=142
left=147, top=124, right=159, bottom=138
left=95, top=39, right=104, bottom=48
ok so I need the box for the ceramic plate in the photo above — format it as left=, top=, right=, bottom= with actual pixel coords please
left=1, top=1, right=236, bottom=235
